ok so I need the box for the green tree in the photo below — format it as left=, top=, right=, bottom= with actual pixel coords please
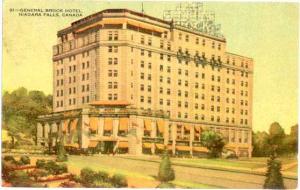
left=252, top=131, right=271, bottom=157
left=157, top=149, right=175, bottom=187
left=263, top=151, right=285, bottom=189
left=201, top=130, right=225, bottom=158
left=268, top=122, right=285, bottom=155
left=56, top=136, right=68, bottom=162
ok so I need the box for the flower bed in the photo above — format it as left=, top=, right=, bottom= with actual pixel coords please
left=37, top=173, right=72, bottom=182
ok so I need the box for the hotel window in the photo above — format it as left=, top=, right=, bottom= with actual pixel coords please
left=108, top=31, right=113, bottom=40
left=217, top=106, right=220, bottom=112
left=167, top=100, right=170, bottom=106
left=195, top=103, right=199, bottom=109
left=147, top=85, right=151, bottom=92
left=167, top=55, right=171, bottom=62
left=140, top=61, right=144, bottom=68
left=178, top=90, right=181, bottom=96
left=217, top=96, right=220, bottom=102
left=195, top=83, right=199, bottom=88
left=217, top=116, right=220, bottom=122
left=148, top=62, right=152, bottom=69
left=140, top=96, right=144, bottom=103
left=69, top=77, right=71, bottom=83
left=167, top=42, right=171, bottom=50
left=240, top=119, right=244, bottom=124
left=108, top=58, right=113, bottom=65
left=211, top=75, right=215, bottom=81
left=159, top=87, right=163, bottom=94
left=179, top=33, right=182, bottom=40
left=232, top=89, right=235, bottom=94
left=178, top=80, right=181, bottom=85
left=184, top=113, right=188, bottom=119
left=232, top=79, right=235, bottom=85
left=212, top=41, right=215, bottom=49
left=114, top=31, right=118, bottom=40
left=211, top=115, right=214, bottom=121
left=160, top=40, right=164, bottom=48
left=195, top=93, right=199, bottom=99
left=201, top=104, right=205, bottom=110
left=148, top=74, right=151, bottom=80
left=202, top=39, right=205, bottom=46
left=147, top=97, right=151, bottom=103
left=201, top=94, right=205, bottom=100
left=56, top=90, right=59, bottom=97
left=231, top=118, right=235, bottom=123
left=148, top=38, right=152, bottom=46
left=185, top=70, right=188, bottom=76
left=226, top=107, right=229, bottom=113
left=185, top=35, right=189, bottom=42
left=167, top=77, right=171, bottom=84
left=178, top=69, right=182, bottom=75
left=73, top=87, right=76, bottom=93
left=196, top=37, right=199, bottom=44
left=178, top=112, right=181, bottom=118
left=184, top=91, right=188, bottom=98
left=73, top=98, right=76, bottom=105
left=245, top=63, right=248, bottom=68
left=141, top=35, right=145, bottom=44
left=226, top=88, right=229, bottom=93
left=245, top=82, right=248, bottom=87
left=86, top=85, right=90, bottom=92
left=113, top=94, right=118, bottom=100
left=185, top=81, right=188, bottom=87
left=108, top=82, right=112, bottom=89
left=141, top=49, right=144, bottom=56
left=201, top=115, right=205, bottom=120
left=217, top=76, right=221, bottom=82
left=140, top=84, right=144, bottom=91
left=82, top=96, right=85, bottom=103
left=211, top=85, right=215, bottom=91
left=195, top=114, right=199, bottom=120
left=167, top=66, right=171, bottom=73
left=217, top=86, right=220, bottom=92
left=159, top=99, right=163, bottom=105
left=211, top=96, right=215, bottom=101
left=140, top=73, right=144, bottom=79
left=160, top=53, right=164, bottom=60
left=218, top=43, right=221, bottom=50
left=73, top=65, right=76, bottom=71
left=108, top=70, right=112, bottom=77
left=60, top=100, right=63, bottom=106
left=202, top=84, right=205, bottom=89
left=232, top=108, right=235, bottom=114
left=113, top=70, right=118, bottom=77
left=160, top=76, right=163, bottom=82
left=226, top=98, right=229, bottom=103
left=113, top=82, right=118, bottom=89
left=60, top=79, right=63, bottom=85
left=167, top=89, right=170, bottom=95
left=232, top=98, right=235, bottom=104
left=114, top=58, right=118, bottom=65
left=226, top=118, right=229, bottom=123
left=86, top=96, right=90, bottom=103
left=160, top=65, right=163, bottom=71
left=148, top=51, right=152, bottom=57
left=68, top=67, right=71, bottom=73
left=195, top=72, right=199, bottom=78
left=245, top=100, right=248, bottom=106
left=184, top=102, right=188, bottom=108
left=108, top=46, right=113, bottom=52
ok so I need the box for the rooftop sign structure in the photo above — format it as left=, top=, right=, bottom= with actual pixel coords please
left=163, top=2, right=223, bottom=38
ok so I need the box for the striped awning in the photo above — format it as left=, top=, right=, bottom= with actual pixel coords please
left=176, top=145, right=190, bottom=151
left=89, top=117, right=98, bottom=131
left=157, top=120, right=165, bottom=134
left=70, top=119, right=78, bottom=132
left=119, top=118, right=129, bottom=131
left=104, top=118, right=113, bottom=131
left=192, top=146, right=209, bottom=153
left=156, top=144, right=165, bottom=150
left=143, top=142, right=152, bottom=148
left=144, top=119, right=152, bottom=131
left=184, top=124, right=191, bottom=131
left=62, top=120, right=69, bottom=132
left=118, top=141, right=128, bottom=148
left=88, top=141, right=99, bottom=148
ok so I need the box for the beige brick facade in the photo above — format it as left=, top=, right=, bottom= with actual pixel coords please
left=38, top=9, right=253, bottom=157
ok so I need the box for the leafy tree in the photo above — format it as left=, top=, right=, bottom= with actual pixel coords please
left=111, top=174, right=128, bottom=187
left=288, top=124, right=298, bottom=153
left=263, top=151, right=285, bottom=189
left=201, top=130, right=225, bottom=158
left=56, top=136, right=68, bottom=162
left=157, top=149, right=175, bottom=184
left=252, top=131, right=271, bottom=157
left=268, top=122, right=285, bottom=155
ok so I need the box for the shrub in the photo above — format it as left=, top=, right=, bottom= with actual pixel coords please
left=57, top=163, right=68, bottom=174
left=95, top=171, right=110, bottom=182
left=7, top=170, right=34, bottom=187
left=60, top=181, right=81, bottom=188
left=71, top=174, right=82, bottom=183
left=56, top=140, right=68, bottom=162
left=2, top=160, right=17, bottom=180
left=36, top=159, right=46, bottom=168
left=158, top=150, right=175, bottom=182
left=28, top=169, right=48, bottom=181
left=80, top=167, right=96, bottom=187
left=20, top=155, right=30, bottom=165
left=94, top=181, right=114, bottom=188
left=3, top=155, right=15, bottom=162
left=111, top=174, right=128, bottom=187
left=157, top=182, right=175, bottom=188
left=263, top=153, right=285, bottom=189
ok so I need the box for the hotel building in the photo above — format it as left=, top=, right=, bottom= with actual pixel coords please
left=37, top=9, right=253, bottom=157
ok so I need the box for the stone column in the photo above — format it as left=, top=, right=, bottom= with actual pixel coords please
left=44, top=123, right=50, bottom=139
left=190, top=125, right=194, bottom=156
left=113, top=119, right=119, bottom=138
left=98, top=118, right=104, bottom=137
left=150, top=120, right=156, bottom=154
left=172, top=124, right=176, bottom=155
left=37, top=122, right=43, bottom=145
left=163, top=120, right=169, bottom=146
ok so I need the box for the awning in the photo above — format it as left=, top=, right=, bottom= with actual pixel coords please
left=88, top=141, right=99, bottom=148
left=167, top=144, right=173, bottom=150
left=65, top=143, right=79, bottom=148
left=104, top=118, right=113, bottom=131
left=157, top=120, right=165, bottom=134
left=70, top=119, right=78, bottom=132
left=143, top=142, right=152, bottom=148
left=118, top=141, right=128, bottom=148
left=119, top=118, right=129, bottom=131
left=89, top=117, right=98, bottom=131
left=184, top=124, right=191, bottom=131
left=156, top=144, right=165, bottom=150
left=144, top=119, right=152, bottom=131
left=194, top=126, right=201, bottom=132
left=62, top=120, right=69, bottom=132
left=193, top=146, right=208, bottom=153
left=176, top=145, right=190, bottom=151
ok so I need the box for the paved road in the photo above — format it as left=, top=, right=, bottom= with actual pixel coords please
left=68, top=155, right=297, bottom=189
